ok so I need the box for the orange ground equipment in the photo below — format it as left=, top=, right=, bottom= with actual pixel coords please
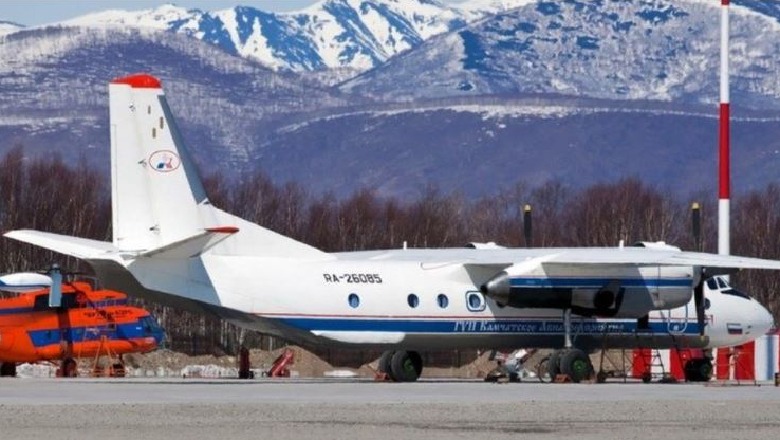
left=0, top=280, right=164, bottom=377
left=267, top=348, right=295, bottom=378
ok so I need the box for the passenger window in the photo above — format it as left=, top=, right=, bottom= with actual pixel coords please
left=437, top=294, right=449, bottom=309
left=466, top=292, right=486, bottom=312
left=407, top=294, right=419, bottom=308
left=348, top=293, right=360, bottom=308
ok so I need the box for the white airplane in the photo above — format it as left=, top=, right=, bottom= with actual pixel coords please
left=4, top=74, right=778, bottom=382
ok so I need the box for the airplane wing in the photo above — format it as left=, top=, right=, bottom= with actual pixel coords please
left=357, top=247, right=780, bottom=272
left=3, top=230, right=118, bottom=259
left=539, top=249, right=780, bottom=272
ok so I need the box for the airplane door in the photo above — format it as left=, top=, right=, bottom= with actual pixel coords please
left=662, top=302, right=689, bottom=334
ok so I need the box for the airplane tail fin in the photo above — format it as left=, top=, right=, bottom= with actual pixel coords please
left=109, top=74, right=325, bottom=259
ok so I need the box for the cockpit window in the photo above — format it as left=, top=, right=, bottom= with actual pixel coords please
left=706, top=278, right=718, bottom=291
left=140, top=316, right=159, bottom=334
left=722, top=288, right=751, bottom=300
left=717, top=277, right=728, bottom=289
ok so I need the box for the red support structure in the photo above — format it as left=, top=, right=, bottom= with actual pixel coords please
left=268, top=348, right=295, bottom=378
left=735, top=342, right=756, bottom=380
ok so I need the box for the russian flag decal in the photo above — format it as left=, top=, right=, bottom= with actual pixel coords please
left=727, top=323, right=743, bottom=335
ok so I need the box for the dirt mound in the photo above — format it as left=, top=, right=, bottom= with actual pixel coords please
left=120, top=347, right=510, bottom=379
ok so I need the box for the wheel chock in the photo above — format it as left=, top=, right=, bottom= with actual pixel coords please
left=554, top=374, right=572, bottom=383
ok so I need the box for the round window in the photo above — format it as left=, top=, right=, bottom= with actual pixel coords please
left=437, top=294, right=449, bottom=309
left=348, top=293, right=360, bottom=308
left=407, top=293, right=419, bottom=308
left=466, top=292, right=485, bottom=311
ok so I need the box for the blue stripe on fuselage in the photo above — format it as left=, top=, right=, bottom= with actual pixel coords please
left=274, top=317, right=701, bottom=335
left=27, top=321, right=149, bottom=347
left=509, top=277, right=692, bottom=288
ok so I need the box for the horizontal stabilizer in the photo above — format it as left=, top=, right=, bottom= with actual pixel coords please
left=3, top=230, right=117, bottom=259
left=139, top=226, right=239, bottom=259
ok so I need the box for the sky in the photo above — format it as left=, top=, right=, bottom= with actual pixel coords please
left=0, top=0, right=468, bottom=27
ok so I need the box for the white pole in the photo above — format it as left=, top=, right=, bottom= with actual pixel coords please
left=718, top=0, right=730, bottom=257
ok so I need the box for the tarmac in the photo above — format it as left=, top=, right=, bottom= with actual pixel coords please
left=2, top=378, right=780, bottom=440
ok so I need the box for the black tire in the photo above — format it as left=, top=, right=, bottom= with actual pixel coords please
left=62, top=358, right=78, bottom=378
left=536, top=355, right=554, bottom=383
left=390, top=350, right=422, bottom=382
left=548, top=350, right=563, bottom=379
left=0, top=362, right=16, bottom=378
left=559, top=349, right=593, bottom=383
left=111, top=363, right=126, bottom=378
left=684, top=359, right=713, bottom=382
left=641, top=371, right=652, bottom=383
left=378, top=350, right=395, bottom=381
left=596, top=371, right=608, bottom=384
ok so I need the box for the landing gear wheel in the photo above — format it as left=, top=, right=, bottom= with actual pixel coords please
left=378, top=350, right=396, bottom=381
left=60, top=358, right=78, bottom=378
left=390, top=350, right=423, bottom=382
left=111, top=363, right=126, bottom=378
left=0, top=362, right=16, bottom=377
left=596, top=371, right=608, bottom=384
left=641, top=371, right=652, bottom=383
left=559, top=349, right=593, bottom=383
left=548, top=350, right=563, bottom=380
left=536, top=355, right=554, bottom=383
left=684, top=359, right=713, bottom=382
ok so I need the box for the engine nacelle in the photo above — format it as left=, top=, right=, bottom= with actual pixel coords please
left=480, top=262, right=693, bottom=318
left=0, top=272, right=52, bottom=293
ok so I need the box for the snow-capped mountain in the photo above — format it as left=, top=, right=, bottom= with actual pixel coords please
left=3, top=1, right=780, bottom=199
left=0, top=25, right=349, bottom=170
left=342, top=0, right=780, bottom=109
left=0, top=20, right=24, bottom=36
left=58, top=0, right=477, bottom=72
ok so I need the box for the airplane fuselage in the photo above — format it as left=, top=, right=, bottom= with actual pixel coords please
left=114, top=251, right=773, bottom=352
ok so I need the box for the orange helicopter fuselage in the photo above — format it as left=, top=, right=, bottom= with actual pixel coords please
left=0, top=282, right=163, bottom=363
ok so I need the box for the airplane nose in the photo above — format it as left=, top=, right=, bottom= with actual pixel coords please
left=752, top=301, right=775, bottom=337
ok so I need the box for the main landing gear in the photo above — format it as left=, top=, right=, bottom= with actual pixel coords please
left=541, top=309, right=594, bottom=383
left=683, top=358, right=713, bottom=382
left=544, top=348, right=594, bottom=383
left=377, top=350, right=423, bottom=382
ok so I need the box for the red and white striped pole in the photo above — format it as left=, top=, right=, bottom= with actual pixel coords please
left=718, top=0, right=730, bottom=257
